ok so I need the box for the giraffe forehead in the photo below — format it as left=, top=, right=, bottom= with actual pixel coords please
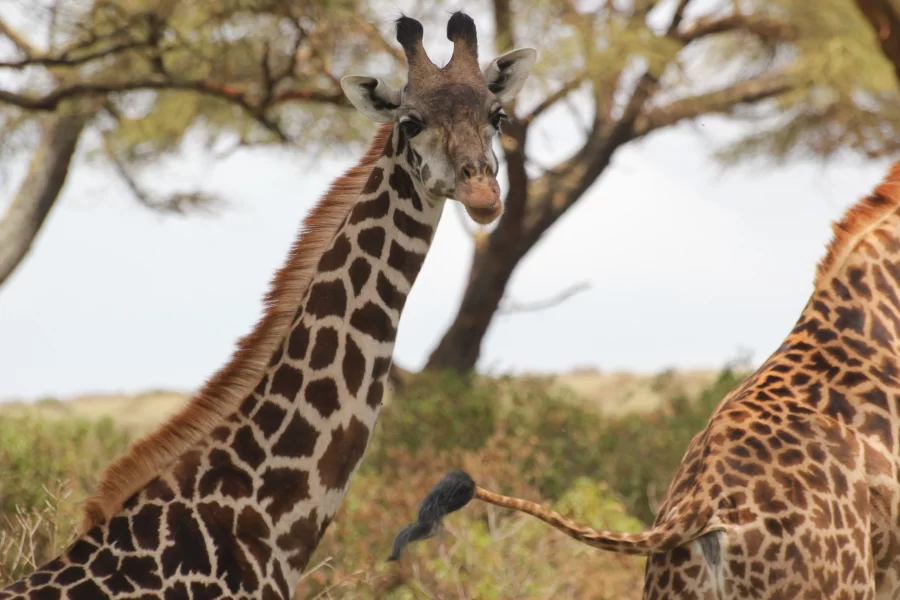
left=408, top=84, right=493, bottom=122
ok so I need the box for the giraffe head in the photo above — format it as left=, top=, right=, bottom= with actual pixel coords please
left=340, top=12, right=536, bottom=225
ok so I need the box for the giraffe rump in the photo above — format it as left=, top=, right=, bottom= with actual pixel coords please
left=80, top=123, right=395, bottom=532
left=388, top=470, right=476, bottom=561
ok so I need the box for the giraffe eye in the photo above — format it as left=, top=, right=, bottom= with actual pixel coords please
left=491, top=111, right=508, bottom=130
left=399, top=119, right=423, bottom=139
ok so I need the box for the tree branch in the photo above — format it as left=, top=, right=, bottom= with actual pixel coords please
left=493, top=0, right=516, bottom=53
left=0, top=112, right=89, bottom=288
left=666, top=0, right=693, bottom=35
left=497, top=281, right=590, bottom=315
left=518, top=0, right=697, bottom=242
left=632, top=70, right=798, bottom=137
left=524, top=74, right=586, bottom=124
left=0, top=40, right=153, bottom=69
left=672, top=13, right=793, bottom=43
left=0, top=78, right=296, bottom=139
left=0, top=18, right=39, bottom=56
left=106, top=141, right=218, bottom=214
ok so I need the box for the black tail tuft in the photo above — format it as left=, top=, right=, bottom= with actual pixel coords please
left=387, top=470, right=476, bottom=561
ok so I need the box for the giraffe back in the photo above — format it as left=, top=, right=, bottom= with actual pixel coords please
left=644, top=165, right=900, bottom=598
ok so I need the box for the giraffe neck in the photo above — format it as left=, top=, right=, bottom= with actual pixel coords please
left=236, top=126, right=446, bottom=584
left=1, top=127, right=449, bottom=600
left=224, top=126, right=444, bottom=590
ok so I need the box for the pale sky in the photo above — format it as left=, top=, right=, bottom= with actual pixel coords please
left=0, top=113, right=891, bottom=401
left=0, top=0, right=894, bottom=401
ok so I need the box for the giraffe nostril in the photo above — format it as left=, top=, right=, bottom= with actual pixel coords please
left=460, top=164, right=476, bottom=180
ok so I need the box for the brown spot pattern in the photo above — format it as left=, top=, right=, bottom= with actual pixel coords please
left=348, top=258, right=371, bottom=297
left=342, top=334, right=366, bottom=396
left=309, top=327, right=339, bottom=370
left=305, top=280, right=347, bottom=319
left=318, top=234, right=352, bottom=271
left=270, top=364, right=304, bottom=401
left=357, top=227, right=386, bottom=259
left=305, top=378, right=340, bottom=418
left=350, top=302, right=396, bottom=343
left=272, top=413, right=319, bottom=459
left=318, top=417, right=371, bottom=490
left=258, top=468, right=310, bottom=521
left=387, top=241, right=425, bottom=285
left=349, top=191, right=390, bottom=225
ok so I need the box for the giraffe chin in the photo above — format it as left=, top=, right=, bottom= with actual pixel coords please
left=464, top=202, right=504, bottom=224
left=457, top=178, right=503, bottom=224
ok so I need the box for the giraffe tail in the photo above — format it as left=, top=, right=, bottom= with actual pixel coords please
left=388, top=470, right=720, bottom=561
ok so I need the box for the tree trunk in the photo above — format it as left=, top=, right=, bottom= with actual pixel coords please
left=426, top=119, right=532, bottom=372
left=0, top=111, right=90, bottom=289
left=425, top=110, right=640, bottom=373
left=425, top=234, right=524, bottom=372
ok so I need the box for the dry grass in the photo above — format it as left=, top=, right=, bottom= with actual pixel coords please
left=0, top=368, right=737, bottom=597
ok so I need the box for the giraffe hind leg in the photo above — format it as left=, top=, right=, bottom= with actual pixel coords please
left=645, top=523, right=878, bottom=599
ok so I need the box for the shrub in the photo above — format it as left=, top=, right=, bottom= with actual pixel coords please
left=0, top=365, right=745, bottom=594
left=0, top=416, right=130, bottom=582
left=504, top=369, right=745, bottom=523
left=370, top=371, right=500, bottom=458
left=297, top=442, right=647, bottom=599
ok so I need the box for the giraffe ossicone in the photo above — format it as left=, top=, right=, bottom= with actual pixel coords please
left=396, top=164, right=900, bottom=599
left=0, top=12, right=535, bottom=600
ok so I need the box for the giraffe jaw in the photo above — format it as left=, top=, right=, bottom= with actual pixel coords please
left=464, top=201, right=504, bottom=224
left=457, top=176, right=502, bottom=224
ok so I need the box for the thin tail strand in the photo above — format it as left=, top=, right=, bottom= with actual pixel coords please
left=389, top=470, right=714, bottom=561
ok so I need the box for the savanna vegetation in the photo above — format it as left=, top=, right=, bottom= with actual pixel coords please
left=0, top=368, right=746, bottom=598
left=2, top=0, right=900, bottom=596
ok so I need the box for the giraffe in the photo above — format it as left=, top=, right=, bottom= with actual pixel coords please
left=391, top=162, right=900, bottom=599
left=0, top=13, right=536, bottom=600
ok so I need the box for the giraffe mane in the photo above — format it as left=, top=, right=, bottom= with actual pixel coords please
left=80, top=123, right=395, bottom=532
left=815, top=160, right=900, bottom=285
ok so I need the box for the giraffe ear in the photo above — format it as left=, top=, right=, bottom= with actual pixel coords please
left=483, top=48, right=537, bottom=104
left=340, top=76, right=402, bottom=123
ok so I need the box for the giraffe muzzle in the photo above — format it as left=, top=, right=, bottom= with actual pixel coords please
left=457, top=175, right=503, bottom=224
left=456, top=175, right=501, bottom=211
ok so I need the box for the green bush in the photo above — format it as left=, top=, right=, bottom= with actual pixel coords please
left=298, top=448, right=647, bottom=599
left=0, top=416, right=131, bottom=582
left=373, top=367, right=744, bottom=524
left=371, top=370, right=500, bottom=457
left=503, top=369, right=745, bottom=523
left=0, top=365, right=745, bottom=595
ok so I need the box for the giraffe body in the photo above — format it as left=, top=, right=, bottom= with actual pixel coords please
left=0, top=13, right=536, bottom=599
left=394, top=166, right=900, bottom=599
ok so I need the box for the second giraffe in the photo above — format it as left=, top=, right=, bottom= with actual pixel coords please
left=395, top=165, right=900, bottom=598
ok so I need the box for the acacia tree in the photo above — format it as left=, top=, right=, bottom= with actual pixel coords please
left=0, top=0, right=400, bottom=287
left=424, top=0, right=900, bottom=372
left=3, top=0, right=895, bottom=375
